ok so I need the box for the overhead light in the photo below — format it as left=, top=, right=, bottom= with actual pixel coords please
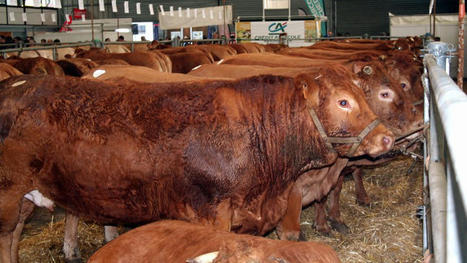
left=115, top=28, right=130, bottom=33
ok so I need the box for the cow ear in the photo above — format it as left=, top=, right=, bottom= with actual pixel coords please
left=300, top=79, right=320, bottom=108
left=352, top=62, right=364, bottom=74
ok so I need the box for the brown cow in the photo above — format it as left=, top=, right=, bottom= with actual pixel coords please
left=0, top=63, right=23, bottom=81
left=5, top=57, right=64, bottom=76
left=167, top=51, right=215, bottom=73
left=185, top=44, right=237, bottom=61
left=88, top=220, right=341, bottom=263
left=190, top=60, right=422, bottom=236
left=82, top=64, right=212, bottom=83
left=57, top=58, right=98, bottom=77
left=0, top=70, right=393, bottom=263
left=75, top=48, right=172, bottom=72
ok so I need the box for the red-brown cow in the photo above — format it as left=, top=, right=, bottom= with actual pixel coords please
left=0, top=70, right=393, bottom=263
left=0, top=63, right=23, bottom=81
left=57, top=58, right=98, bottom=77
left=191, top=58, right=422, bottom=235
left=88, top=220, right=341, bottom=263
left=167, top=51, right=215, bottom=73
left=74, top=48, right=172, bottom=72
left=5, top=57, right=64, bottom=76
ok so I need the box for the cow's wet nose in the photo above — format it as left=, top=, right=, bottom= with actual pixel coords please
left=382, top=136, right=393, bottom=149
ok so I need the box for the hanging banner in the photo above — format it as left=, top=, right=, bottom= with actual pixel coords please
left=159, top=5, right=232, bottom=30
left=40, top=13, right=46, bottom=22
left=263, top=0, right=289, bottom=9
left=51, top=13, right=57, bottom=22
left=81, top=14, right=85, bottom=21
left=124, top=1, right=129, bottom=13
left=73, top=8, right=86, bottom=19
left=236, top=20, right=319, bottom=47
left=33, top=0, right=41, bottom=7
left=99, top=0, right=104, bottom=12
left=112, top=0, right=117, bottom=12
left=149, top=4, right=154, bottom=15
left=305, top=0, right=327, bottom=35
left=78, top=0, right=84, bottom=10
left=22, top=12, right=27, bottom=22
left=136, top=2, right=141, bottom=14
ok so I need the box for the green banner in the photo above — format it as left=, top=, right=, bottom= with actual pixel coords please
left=305, top=0, right=327, bottom=36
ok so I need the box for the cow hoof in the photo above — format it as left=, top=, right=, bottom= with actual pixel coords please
left=314, top=225, right=333, bottom=237
left=65, top=258, right=82, bottom=263
left=329, top=220, right=349, bottom=234
left=298, top=231, right=307, bottom=241
left=356, top=197, right=371, bottom=206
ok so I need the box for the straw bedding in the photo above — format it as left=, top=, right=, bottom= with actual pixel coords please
left=19, top=155, right=423, bottom=263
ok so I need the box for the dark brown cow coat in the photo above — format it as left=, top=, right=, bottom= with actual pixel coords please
left=57, top=58, right=98, bottom=77
left=0, top=69, right=392, bottom=262
left=88, top=220, right=341, bottom=263
left=5, top=57, right=64, bottom=76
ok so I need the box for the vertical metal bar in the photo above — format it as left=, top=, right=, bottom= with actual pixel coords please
left=288, top=0, right=291, bottom=21
left=433, top=0, right=437, bottom=37
left=91, top=0, right=95, bottom=40
left=458, top=0, right=465, bottom=90
left=423, top=70, right=431, bottom=253
left=52, top=45, right=57, bottom=60
left=445, top=154, right=462, bottom=263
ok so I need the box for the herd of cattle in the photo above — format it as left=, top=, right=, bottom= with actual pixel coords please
left=0, top=37, right=424, bottom=263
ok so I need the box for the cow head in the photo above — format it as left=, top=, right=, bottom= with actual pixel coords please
left=296, top=66, right=394, bottom=158
left=351, top=60, right=423, bottom=137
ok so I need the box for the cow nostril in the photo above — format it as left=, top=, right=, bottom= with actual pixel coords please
left=383, top=136, right=392, bottom=146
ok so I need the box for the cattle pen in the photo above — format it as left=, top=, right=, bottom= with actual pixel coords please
left=1, top=3, right=467, bottom=261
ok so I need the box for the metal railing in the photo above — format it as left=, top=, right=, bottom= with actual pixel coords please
left=424, top=42, right=467, bottom=263
left=0, top=42, right=94, bottom=60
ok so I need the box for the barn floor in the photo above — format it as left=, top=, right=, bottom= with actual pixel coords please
left=19, top=155, right=423, bottom=263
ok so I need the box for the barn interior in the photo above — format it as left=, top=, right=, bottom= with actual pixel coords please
left=0, top=0, right=465, bottom=263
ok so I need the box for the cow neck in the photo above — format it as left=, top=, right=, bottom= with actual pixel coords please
left=306, top=102, right=381, bottom=157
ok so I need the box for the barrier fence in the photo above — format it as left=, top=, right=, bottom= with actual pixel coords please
left=423, top=42, right=467, bottom=263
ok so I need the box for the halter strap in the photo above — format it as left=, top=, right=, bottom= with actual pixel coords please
left=307, top=106, right=381, bottom=157
left=412, top=100, right=424, bottom=106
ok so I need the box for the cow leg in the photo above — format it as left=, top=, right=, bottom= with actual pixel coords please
left=327, top=175, right=349, bottom=234
left=353, top=168, right=370, bottom=206
left=104, top=226, right=119, bottom=243
left=0, top=192, right=24, bottom=263
left=313, top=198, right=332, bottom=236
left=276, top=184, right=305, bottom=241
left=63, top=213, right=81, bottom=263
left=10, top=199, right=35, bottom=263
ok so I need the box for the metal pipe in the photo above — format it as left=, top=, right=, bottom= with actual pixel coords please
left=458, top=0, right=465, bottom=90
left=428, top=160, right=447, bottom=263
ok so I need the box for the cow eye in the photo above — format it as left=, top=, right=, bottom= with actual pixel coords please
left=338, top=99, right=350, bottom=108
left=379, top=90, right=394, bottom=100
left=401, top=83, right=408, bottom=90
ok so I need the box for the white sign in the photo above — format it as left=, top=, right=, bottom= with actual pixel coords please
left=159, top=5, right=165, bottom=15
left=51, top=13, right=57, bottom=22
left=248, top=21, right=314, bottom=47
left=209, top=9, right=213, bottom=19
left=136, top=2, right=141, bottom=14
left=112, top=0, right=117, bottom=12
left=40, top=13, right=45, bottom=22
left=22, top=12, right=27, bottom=22
left=55, top=0, right=61, bottom=8
left=9, top=12, right=15, bottom=22
left=33, top=0, right=41, bottom=7
left=82, top=14, right=86, bottom=21
left=99, top=0, right=104, bottom=12
left=178, top=7, right=182, bottom=17
left=78, top=0, right=84, bottom=10
left=186, top=8, right=190, bottom=17
left=169, top=6, right=174, bottom=16
left=149, top=4, right=154, bottom=15
left=124, top=1, right=129, bottom=13
left=263, top=0, right=289, bottom=9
